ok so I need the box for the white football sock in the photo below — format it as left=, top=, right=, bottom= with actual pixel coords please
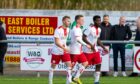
left=66, top=67, right=72, bottom=83
left=75, top=65, right=85, bottom=78
left=94, top=71, right=101, bottom=82
left=49, top=68, right=54, bottom=84
left=66, top=77, right=69, bottom=84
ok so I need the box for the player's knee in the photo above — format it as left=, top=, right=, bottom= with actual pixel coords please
left=65, top=62, right=72, bottom=67
left=82, top=61, right=88, bottom=67
left=51, top=64, right=57, bottom=69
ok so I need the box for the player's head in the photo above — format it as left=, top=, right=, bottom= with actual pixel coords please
left=119, top=16, right=126, bottom=26
left=103, top=14, right=109, bottom=24
left=93, top=15, right=101, bottom=27
left=62, top=16, right=71, bottom=27
left=75, top=15, right=84, bottom=26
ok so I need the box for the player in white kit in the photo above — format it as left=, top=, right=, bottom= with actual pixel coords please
left=49, top=16, right=76, bottom=84
left=70, top=15, right=91, bottom=84
left=83, top=15, right=108, bottom=84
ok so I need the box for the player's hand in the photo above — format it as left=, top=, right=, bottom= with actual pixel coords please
left=91, top=46, right=96, bottom=52
left=63, top=47, right=70, bottom=53
left=103, top=48, right=109, bottom=54
left=86, top=44, right=91, bottom=49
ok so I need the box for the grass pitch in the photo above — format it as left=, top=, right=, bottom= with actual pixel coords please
left=0, top=76, right=140, bottom=84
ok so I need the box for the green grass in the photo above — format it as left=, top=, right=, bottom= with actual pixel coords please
left=0, top=76, right=140, bottom=84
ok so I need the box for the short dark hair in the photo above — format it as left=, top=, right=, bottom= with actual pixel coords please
left=103, top=14, right=109, bottom=17
left=75, top=15, right=83, bottom=21
left=62, top=16, right=70, bottom=21
left=93, top=15, right=101, bottom=21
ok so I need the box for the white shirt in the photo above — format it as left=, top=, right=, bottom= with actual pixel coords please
left=83, top=25, right=101, bottom=53
left=51, top=26, right=69, bottom=55
left=70, top=26, right=83, bottom=54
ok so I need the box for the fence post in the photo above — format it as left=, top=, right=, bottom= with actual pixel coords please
left=37, top=71, right=40, bottom=77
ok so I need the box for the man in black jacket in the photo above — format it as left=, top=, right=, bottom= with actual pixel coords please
left=129, top=17, right=140, bottom=77
left=135, top=26, right=140, bottom=46
left=0, top=21, right=7, bottom=75
left=111, top=16, right=132, bottom=77
left=100, top=15, right=112, bottom=43
left=100, top=15, right=112, bottom=76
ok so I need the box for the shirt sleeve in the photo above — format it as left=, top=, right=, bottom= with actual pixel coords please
left=54, top=29, right=60, bottom=38
left=83, top=27, right=91, bottom=36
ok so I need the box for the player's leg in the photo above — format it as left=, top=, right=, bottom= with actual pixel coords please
left=69, top=64, right=77, bottom=84
left=65, top=61, right=76, bottom=84
left=70, top=54, right=81, bottom=84
left=75, top=53, right=88, bottom=78
left=74, top=62, right=88, bottom=78
left=72, top=53, right=88, bottom=84
left=84, top=53, right=93, bottom=68
left=93, top=52, right=102, bottom=84
left=94, top=64, right=101, bottom=84
left=66, top=65, right=77, bottom=84
left=49, top=54, right=61, bottom=84
left=74, top=62, right=88, bottom=84
left=49, top=64, right=56, bottom=84
left=62, top=53, right=75, bottom=84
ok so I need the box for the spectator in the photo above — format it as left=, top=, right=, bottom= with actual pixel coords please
left=111, top=16, right=132, bottom=77
left=100, top=14, right=112, bottom=76
left=100, top=15, right=112, bottom=43
left=135, top=17, right=140, bottom=46
left=0, top=21, right=7, bottom=75
left=129, top=17, right=140, bottom=77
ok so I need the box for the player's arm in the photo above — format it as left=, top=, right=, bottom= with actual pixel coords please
left=83, top=33, right=95, bottom=51
left=54, top=37, right=68, bottom=52
left=54, top=29, right=69, bottom=52
left=74, top=29, right=91, bottom=48
left=97, top=38, right=108, bottom=53
left=76, top=37, right=91, bottom=49
left=76, top=36, right=88, bottom=46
